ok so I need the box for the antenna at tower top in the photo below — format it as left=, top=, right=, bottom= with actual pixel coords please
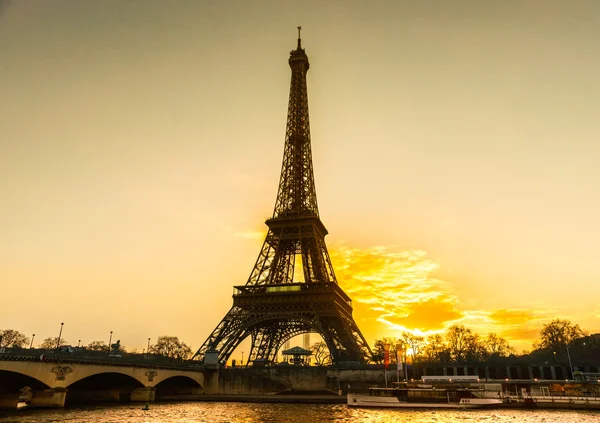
left=297, top=26, right=302, bottom=49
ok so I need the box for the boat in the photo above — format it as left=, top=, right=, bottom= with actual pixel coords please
left=502, top=374, right=600, bottom=409
left=347, top=377, right=503, bottom=409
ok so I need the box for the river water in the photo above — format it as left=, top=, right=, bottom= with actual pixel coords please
left=1, top=403, right=598, bottom=423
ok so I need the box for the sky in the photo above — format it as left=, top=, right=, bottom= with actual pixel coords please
left=1, top=0, right=599, bottom=357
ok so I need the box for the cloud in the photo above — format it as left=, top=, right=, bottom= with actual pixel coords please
left=484, top=308, right=556, bottom=348
left=489, top=309, right=536, bottom=325
left=328, top=244, right=556, bottom=351
left=382, top=299, right=463, bottom=332
left=330, top=245, right=464, bottom=336
left=500, top=326, right=542, bottom=342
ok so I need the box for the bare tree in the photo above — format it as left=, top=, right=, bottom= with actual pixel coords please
left=400, top=332, right=426, bottom=362
left=446, top=325, right=475, bottom=362
left=0, top=329, right=29, bottom=348
left=372, top=337, right=403, bottom=364
left=86, top=341, right=108, bottom=351
left=310, top=341, right=331, bottom=366
left=484, top=332, right=510, bottom=357
left=149, top=336, right=192, bottom=359
left=536, top=319, right=586, bottom=351
left=39, top=337, right=68, bottom=349
left=423, top=334, right=447, bottom=362
left=464, top=333, right=487, bottom=362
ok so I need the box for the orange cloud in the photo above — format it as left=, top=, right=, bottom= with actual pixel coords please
left=486, top=308, right=553, bottom=348
left=328, top=244, right=554, bottom=352
left=383, top=299, right=463, bottom=331
left=500, top=326, right=542, bottom=342
left=489, top=309, right=535, bottom=325
left=330, top=246, right=463, bottom=337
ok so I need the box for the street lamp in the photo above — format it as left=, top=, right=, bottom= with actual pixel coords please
left=56, top=322, right=64, bottom=349
left=77, top=340, right=81, bottom=348
left=242, top=351, right=244, bottom=366
left=29, top=334, right=35, bottom=349
left=565, top=341, right=574, bottom=380
left=108, top=331, right=113, bottom=355
left=147, top=337, right=151, bottom=355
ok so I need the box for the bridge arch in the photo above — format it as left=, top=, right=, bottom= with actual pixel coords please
left=154, top=375, right=203, bottom=399
left=66, top=372, right=145, bottom=405
left=66, top=372, right=145, bottom=389
left=0, top=362, right=57, bottom=388
left=65, top=368, right=146, bottom=387
left=0, top=369, right=50, bottom=391
left=225, top=316, right=320, bottom=364
left=155, top=375, right=202, bottom=388
left=146, top=368, right=204, bottom=388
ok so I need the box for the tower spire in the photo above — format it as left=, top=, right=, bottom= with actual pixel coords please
left=274, top=30, right=314, bottom=218
left=297, top=26, right=302, bottom=49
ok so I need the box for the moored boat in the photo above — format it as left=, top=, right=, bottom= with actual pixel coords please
left=347, top=378, right=503, bottom=409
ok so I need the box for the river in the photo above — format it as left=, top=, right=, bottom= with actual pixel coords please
left=1, top=403, right=599, bottom=423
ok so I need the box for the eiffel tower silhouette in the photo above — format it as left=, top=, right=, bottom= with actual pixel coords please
left=194, top=29, right=372, bottom=365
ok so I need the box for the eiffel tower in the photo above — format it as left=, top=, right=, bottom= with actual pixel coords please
left=193, top=29, right=372, bottom=365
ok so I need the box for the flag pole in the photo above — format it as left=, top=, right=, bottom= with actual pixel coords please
left=404, top=344, right=409, bottom=381
left=384, top=343, right=390, bottom=387
left=396, top=347, right=400, bottom=384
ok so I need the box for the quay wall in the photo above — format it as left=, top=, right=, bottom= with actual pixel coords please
left=218, top=363, right=600, bottom=394
left=218, top=367, right=385, bottom=394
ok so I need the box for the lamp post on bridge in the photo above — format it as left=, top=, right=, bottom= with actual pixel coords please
left=29, top=334, right=35, bottom=349
left=566, top=341, right=575, bottom=380
left=56, top=322, right=64, bottom=349
left=147, top=337, right=151, bottom=357
left=108, top=331, right=113, bottom=356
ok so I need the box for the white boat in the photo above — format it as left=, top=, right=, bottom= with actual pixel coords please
left=347, top=380, right=503, bottom=409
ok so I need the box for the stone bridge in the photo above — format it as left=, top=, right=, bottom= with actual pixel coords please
left=0, top=353, right=218, bottom=409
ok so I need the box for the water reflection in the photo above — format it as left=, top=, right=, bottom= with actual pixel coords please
left=1, top=403, right=599, bottom=423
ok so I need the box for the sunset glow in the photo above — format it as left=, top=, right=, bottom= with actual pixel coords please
left=329, top=245, right=561, bottom=351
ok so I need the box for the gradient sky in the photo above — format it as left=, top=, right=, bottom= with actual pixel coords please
left=1, top=1, right=599, bottom=357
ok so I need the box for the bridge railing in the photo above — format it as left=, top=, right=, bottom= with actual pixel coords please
left=0, top=347, right=206, bottom=371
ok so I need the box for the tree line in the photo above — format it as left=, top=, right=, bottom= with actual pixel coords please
left=0, top=331, right=193, bottom=360
left=2, top=318, right=592, bottom=365
left=370, top=319, right=589, bottom=364
left=371, top=326, right=512, bottom=364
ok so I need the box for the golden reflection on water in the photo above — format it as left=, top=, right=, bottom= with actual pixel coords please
left=2, top=403, right=599, bottom=423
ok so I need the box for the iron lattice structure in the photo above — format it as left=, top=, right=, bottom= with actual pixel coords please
left=194, top=32, right=372, bottom=365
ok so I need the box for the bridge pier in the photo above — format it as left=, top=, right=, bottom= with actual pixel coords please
left=29, top=388, right=67, bottom=409
left=131, top=387, right=155, bottom=403
left=203, top=370, right=219, bottom=394
left=66, top=388, right=122, bottom=404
